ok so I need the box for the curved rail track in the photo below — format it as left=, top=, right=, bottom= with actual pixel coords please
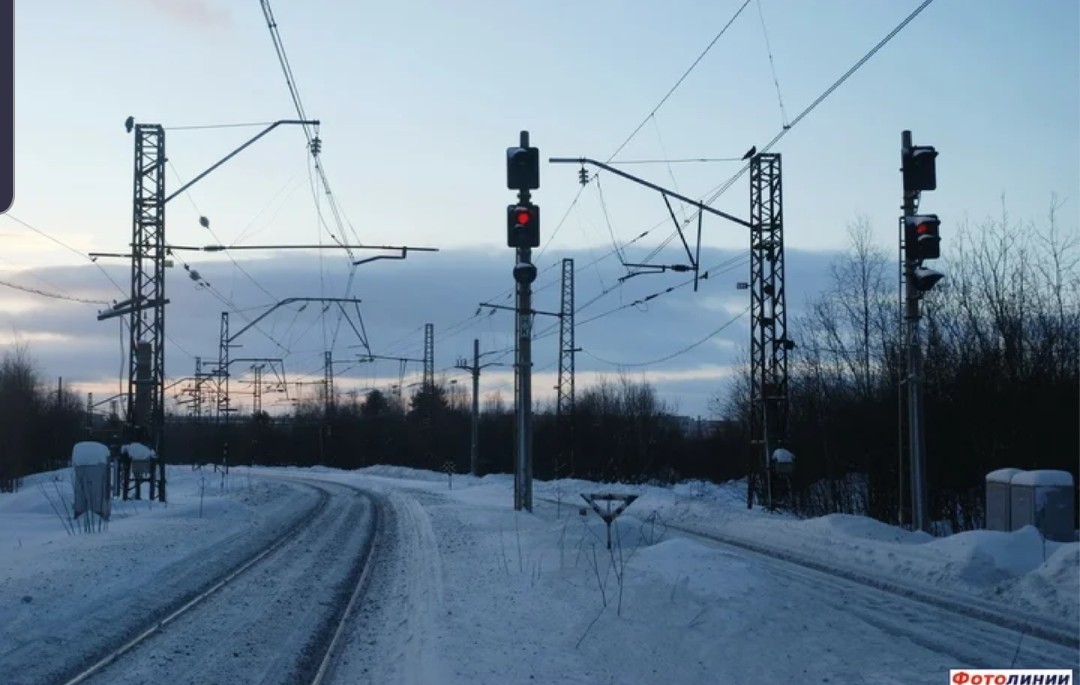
left=51, top=478, right=380, bottom=685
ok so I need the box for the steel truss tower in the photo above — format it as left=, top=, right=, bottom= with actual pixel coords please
left=193, top=357, right=203, bottom=420
left=555, top=257, right=576, bottom=478
left=252, top=364, right=264, bottom=415
left=421, top=322, right=435, bottom=467
left=324, top=350, right=335, bottom=413
left=128, top=125, right=167, bottom=450
left=217, top=312, right=230, bottom=422
left=422, top=323, right=434, bottom=392
left=748, top=153, right=792, bottom=510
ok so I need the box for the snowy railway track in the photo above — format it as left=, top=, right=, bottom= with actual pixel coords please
left=55, top=478, right=380, bottom=685
left=535, top=496, right=1079, bottom=671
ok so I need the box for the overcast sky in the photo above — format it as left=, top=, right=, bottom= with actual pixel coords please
left=1, top=0, right=1077, bottom=418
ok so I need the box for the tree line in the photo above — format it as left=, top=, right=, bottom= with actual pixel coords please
left=739, top=202, right=1078, bottom=531
left=0, top=343, right=740, bottom=492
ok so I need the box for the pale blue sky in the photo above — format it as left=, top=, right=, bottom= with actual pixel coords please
left=1, top=0, right=1077, bottom=417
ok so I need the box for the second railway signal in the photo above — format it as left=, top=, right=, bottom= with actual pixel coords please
left=905, top=214, right=940, bottom=261
left=507, top=203, right=540, bottom=248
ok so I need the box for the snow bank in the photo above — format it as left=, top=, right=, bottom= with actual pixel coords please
left=631, top=537, right=758, bottom=599
left=795, top=513, right=932, bottom=545
left=71, top=441, right=110, bottom=466
left=356, top=465, right=455, bottom=482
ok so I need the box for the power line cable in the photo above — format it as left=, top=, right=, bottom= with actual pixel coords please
left=0, top=278, right=109, bottom=305
left=3, top=214, right=128, bottom=296
left=606, top=0, right=753, bottom=162
left=702, top=0, right=938, bottom=208
left=582, top=304, right=750, bottom=368
left=166, top=160, right=282, bottom=305
left=164, top=121, right=276, bottom=131
left=756, top=0, right=789, bottom=127
left=637, top=0, right=940, bottom=263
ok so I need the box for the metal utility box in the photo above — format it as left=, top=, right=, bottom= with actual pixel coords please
left=771, top=447, right=795, bottom=475
left=71, top=441, right=112, bottom=520
left=122, top=442, right=156, bottom=478
left=985, top=468, right=1024, bottom=532
left=1009, top=470, right=1076, bottom=542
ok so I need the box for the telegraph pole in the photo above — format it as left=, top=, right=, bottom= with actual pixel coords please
left=456, top=339, right=482, bottom=476
left=900, top=130, right=943, bottom=533
left=507, top=131, right=540, bottom=512
left=456, top=339, right=511, bottom=476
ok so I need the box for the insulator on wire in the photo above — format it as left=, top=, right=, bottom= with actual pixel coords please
left=578, top=167, right=589, bottom=186
left=310, top=137, right=322, bottom=157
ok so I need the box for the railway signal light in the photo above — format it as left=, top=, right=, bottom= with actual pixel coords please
left=905, top=214, right=941, bottom=261
left=903, top=144, right=938, bottom=193
left=507, top=203, right=540, bottom=248
left=912, top=266, right=944, bottom=292
left=507, top=146, right=540, bottom=190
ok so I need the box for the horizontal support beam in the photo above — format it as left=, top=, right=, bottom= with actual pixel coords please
left=165, top=119, right=319, bottom=204
left=479, top=302, right=562, bottom=318
left=166, top=243, right=439, bottom=253
left=97, top=298, right=169, bottom=321
left=549, top=157, right=752, bottom=229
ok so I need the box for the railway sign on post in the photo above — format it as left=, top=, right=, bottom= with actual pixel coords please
left=581, top=492, right=638, bottom=549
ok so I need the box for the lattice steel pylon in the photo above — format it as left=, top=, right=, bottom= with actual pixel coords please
left=252, top=364, right=263, bottom=415
left=422, top=322, right=435, bottom=467
left=324, top=350, right=335, bottom=414
left=748, top=153, right=792, bottom=510
left=422, top=323, right=434, bottom=392
left=128, top=123, right=167, bottom=499
left=555, top=257, right=576, bottom=478
left=217, top=312, right=230, bottom=423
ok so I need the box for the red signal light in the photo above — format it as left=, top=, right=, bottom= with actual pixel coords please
left=917, top=222, right=931, bottom=235
left=516, top=210, right=532, bottom=225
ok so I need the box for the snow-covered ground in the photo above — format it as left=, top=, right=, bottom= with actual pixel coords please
left=1, top=463, right=1077, bottom=685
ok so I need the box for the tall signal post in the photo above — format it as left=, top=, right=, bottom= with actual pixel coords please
left=507, top=131, right=540, bottom=512
left=900, top=130, right=942, bottom=532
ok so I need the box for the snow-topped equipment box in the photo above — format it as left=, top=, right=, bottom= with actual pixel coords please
left=70, top=441, right=111, bottom=519
left=984, top=468, right=1023, bottom=532
left=771, top=447, right=795, bottom=475
left=1009, top=470, right=1075, bottom=542
left=122, top=442, right=156, bottom=478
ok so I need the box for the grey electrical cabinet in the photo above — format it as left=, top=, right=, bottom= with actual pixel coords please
left=1009, top=470, right=1076, bottom=543
left=985, top=468, right=1023, bottom=532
